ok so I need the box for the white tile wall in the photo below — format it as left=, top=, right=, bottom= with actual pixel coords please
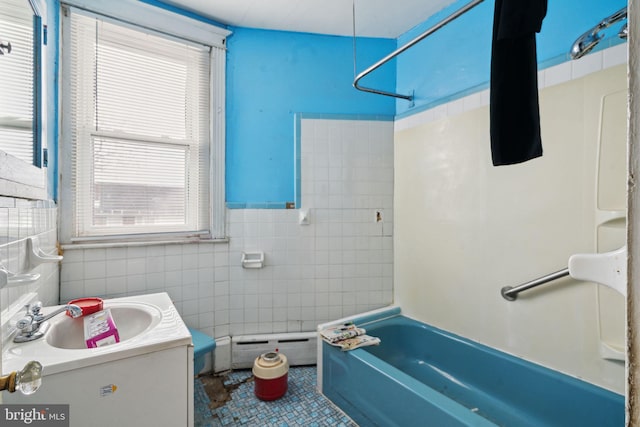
left=0, top=197, right=59, bottom=348
left=60, top=242, right=230, bottom=339
left=59, top=116, right=395, bottom=339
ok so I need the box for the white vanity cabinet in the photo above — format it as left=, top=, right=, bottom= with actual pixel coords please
left=5, top=345, right=194, bottom=426
left=2, top=293, right=194, bottom=427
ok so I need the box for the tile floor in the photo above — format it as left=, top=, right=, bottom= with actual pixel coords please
left=194, top=366, right=358, bottom=427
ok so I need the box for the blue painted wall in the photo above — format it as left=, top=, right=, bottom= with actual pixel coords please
left=45, top=0, right=627, bottom=204
left=395, top=0, right=628, bottom=117
left=225, top=28, right=395, bottom=206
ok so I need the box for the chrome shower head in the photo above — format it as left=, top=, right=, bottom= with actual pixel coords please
left=570, top=30, right=603, bottom=60
left=569, top=6, right=627, bottom=60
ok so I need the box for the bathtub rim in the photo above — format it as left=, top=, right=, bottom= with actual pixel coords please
left=316, top=305, right=401, bottom=393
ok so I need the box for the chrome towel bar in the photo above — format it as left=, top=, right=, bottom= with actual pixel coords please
left=501, top=268, right=570, bottom=301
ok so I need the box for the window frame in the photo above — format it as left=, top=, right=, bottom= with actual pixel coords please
left=58, top=1, right=230, bottom=244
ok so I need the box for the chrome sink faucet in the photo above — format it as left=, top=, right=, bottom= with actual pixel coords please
left=13, top=301, right=82, bottom=343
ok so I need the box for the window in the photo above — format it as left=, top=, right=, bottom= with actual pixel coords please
left=60, top=6, right=227, bottom=242
left=0, top=0, right=46, bottom=199
left=0, top=0, right=35, bottom=163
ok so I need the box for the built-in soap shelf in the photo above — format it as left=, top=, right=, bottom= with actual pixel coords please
left=595, top=209, right=626, bottom=226
left=27, top=236, right=63, bottom=269
left=600, top=341, right=625, bottom=362
left=241, top=251, right=264, bottom=269
left=0, top=268, right=41, bottom=289
left=0, top=236, right=63, bottom=290
left=0, top=267, right=41, bottom=289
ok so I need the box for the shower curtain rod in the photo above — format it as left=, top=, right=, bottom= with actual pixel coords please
left=353, top=0, right=485, bottom=101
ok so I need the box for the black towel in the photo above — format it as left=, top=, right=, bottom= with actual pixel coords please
left=490, top=0, right=547, bottom=166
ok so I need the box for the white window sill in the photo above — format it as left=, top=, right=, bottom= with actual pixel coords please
left=60, top=237, right=229, bottom=250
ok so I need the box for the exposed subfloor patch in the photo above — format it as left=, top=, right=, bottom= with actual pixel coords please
left=195, top=366, right=358, bottom=426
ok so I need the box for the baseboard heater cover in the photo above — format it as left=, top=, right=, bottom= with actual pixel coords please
left=231, top=332, right=317, bottom=369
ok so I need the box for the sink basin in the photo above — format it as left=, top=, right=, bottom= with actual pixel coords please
left=45, top=303, right=162, bottom=349
left=3, top=293, right=191, bottom=377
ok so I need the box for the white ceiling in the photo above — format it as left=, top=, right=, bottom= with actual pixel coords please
left=161, top=0, right=457, bottom=38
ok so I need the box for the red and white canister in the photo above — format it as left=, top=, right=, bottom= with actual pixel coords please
left=252, top=351, right=289, bottom=401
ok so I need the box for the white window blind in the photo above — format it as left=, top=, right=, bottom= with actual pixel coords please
left=0, top=0, right=35, bottom=164
left=66, top=10, right=215, bottom=239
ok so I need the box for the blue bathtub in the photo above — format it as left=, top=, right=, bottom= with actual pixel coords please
left=321, top=311, right=624, bottom=426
